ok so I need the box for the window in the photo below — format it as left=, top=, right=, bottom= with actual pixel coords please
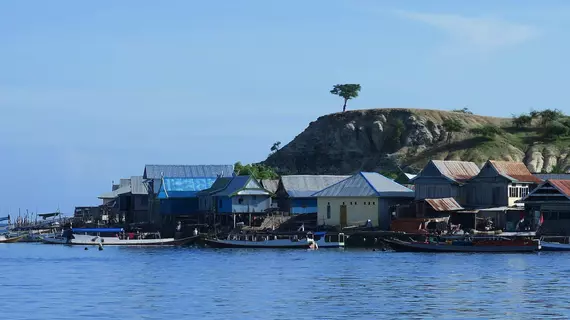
left=343, top=202, right=345, bottom=205
left=355, top=202, right=358, bottom=205
left=219, top=199, right=223, bottom=208
left=373, top=202, right=375, bottom=205
left=238, top=198, right=244, bottom=204
left=327, top=203, right=331, bottom=219
left=350, top=202, right=353, bottom=205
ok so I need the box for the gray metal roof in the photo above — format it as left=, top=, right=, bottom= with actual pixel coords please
left=130, top=176, right=148, bottom=195
left=98, top=176, right=147, bottom=199
left=280, top=175, right=350, bottom=198
left=313, top=172, right=414, bottom=198
left=260, top=179, right=279, bottom=194
left=534, top=173, right=570, bottom=181
left=213, top=176, right=269, bottom=197
left=143, top=164, right=234, bottom=179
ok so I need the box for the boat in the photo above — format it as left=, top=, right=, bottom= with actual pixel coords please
left=204, top=232, right=345, bottom=249
left=0, top=234, right=25, bottom=243
left=539, top=236, right=570, bottom=251
left=382, top=236, right=540, bottom=253
left=41, top=228, right=196, bottom=246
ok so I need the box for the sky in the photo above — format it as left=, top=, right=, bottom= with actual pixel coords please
left=1, top=0, right=570, bottom=214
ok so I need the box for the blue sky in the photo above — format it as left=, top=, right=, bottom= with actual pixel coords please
left=1, top=0, right=569, bottom=214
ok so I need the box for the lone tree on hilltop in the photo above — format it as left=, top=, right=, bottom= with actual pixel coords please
left=442, top=118, right=465, bottom=143
left=270, top=141, right=281, bottom=154
left=330, top=84, right=361, bottom=112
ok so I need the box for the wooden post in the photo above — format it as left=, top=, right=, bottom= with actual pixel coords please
left=233, top=213, right=236, bottom=229
left=249, top=213, right=252, bottom=227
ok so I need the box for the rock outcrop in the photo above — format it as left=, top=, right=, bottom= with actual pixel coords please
left=264, top=108, right=570, bottom=174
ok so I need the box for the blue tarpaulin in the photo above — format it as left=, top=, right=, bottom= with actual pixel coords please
left=73, top=228, right=123, bottom=233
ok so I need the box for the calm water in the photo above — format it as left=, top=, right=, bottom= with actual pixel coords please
left=0, top=244, right=569, bottom=320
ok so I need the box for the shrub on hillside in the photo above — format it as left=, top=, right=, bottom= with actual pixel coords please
left=470, top=124, right=503, bottom=138
left=512, top=114, right=533, bottom=128
left=543, top=121, right=569, bottom=139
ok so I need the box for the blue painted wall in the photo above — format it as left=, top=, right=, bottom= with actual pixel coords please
left=216, top=197, right=233, bottom=213
left=291, top=198, right=318, bottom=214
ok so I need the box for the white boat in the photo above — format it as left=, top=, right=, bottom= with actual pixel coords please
left=540, top=236, right=570, bottom=251
left=41, top=228, right=195, bottom=246
left=204, top=232, right=345, bottom=249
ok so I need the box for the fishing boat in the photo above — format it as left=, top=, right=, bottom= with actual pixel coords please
left=539, top=236, right=570, bottom=251
left=382, top=236, right=540, bottom=253
left=41, top=228, right=196, bottom=246
left=204, top=232, right=345, bottom=249
left=0, top=234, right=25, bottom=243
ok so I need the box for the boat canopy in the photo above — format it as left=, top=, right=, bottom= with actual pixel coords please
left=39, top=212, right=61, bottom=219
left=73, top=228, right=124, bottom=233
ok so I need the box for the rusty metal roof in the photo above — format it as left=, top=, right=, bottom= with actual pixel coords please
left=548, top=179, right=570, bottom=197
left=431, top=160, right=480, bottom=182
left=424, top=198, right=464, bottom=211
left=488, top=161, right=542, bottom=183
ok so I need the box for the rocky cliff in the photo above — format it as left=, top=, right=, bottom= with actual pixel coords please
left=264, top=108, right=570, bottom=174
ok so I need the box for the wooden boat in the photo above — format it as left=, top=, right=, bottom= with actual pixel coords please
left=539, top=236, right=570, bottom=251
left=204, top=232, right=345, bottom=249
left=0, top=234, right=25, bottom=243
left=382, top=237, right=540, bottom=253
left=41, top=228, right=197, bottom=246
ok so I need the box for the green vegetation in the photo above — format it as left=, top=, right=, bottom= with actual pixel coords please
left=270, top=141, right=281, bottom=154
left=512, top=114, right=532, bottom=128
left=379, top=170, right=399, bottom=180
left=442, top=118, right=465, bottom=143
left=509, top=108, right=570, bottom=140
left=387, top=119, right=405, bottom=151
left=234, top=162, right=278, bottom=179
left=330, top=84, right=361, bottom=112
left=469, top=124, right=503, bottom=138
left=544, top=121, right=569, bottom=139
left=452, top=107, right=473, bottom=114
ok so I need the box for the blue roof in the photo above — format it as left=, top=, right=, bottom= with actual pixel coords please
left=158, top=177, right=217, bottom=199
left=212, top=176, right=269, bottom=197
left=73, top=228, right=123, bottom=233
left=312, top=172, right=414, bottom=198
left=143, top=164, right=235, bottom=179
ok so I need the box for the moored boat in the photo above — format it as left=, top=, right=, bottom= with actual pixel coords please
left=204, top=232, right=345, bottom=249
left=383, top=237, right=540, bottom=253
left=539, top=236, right=570, bottom=251
left=42, top=228, right=196, bottom=246
left=0, top=234, right=25, bottom=243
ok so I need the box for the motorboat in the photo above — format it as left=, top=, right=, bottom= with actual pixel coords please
left=0, top=233, right=25, bottom=243
left=204, top=232, right=345, bottom=249
left=41, top=228, right=196, bottom=246
left=539, top=236, right=570, bottom=251
left=382, top=236, right=540, bottom=253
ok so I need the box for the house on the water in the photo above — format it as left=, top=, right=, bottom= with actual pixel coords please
left=313, top=172, right=414, bottom=229
left=142, top=164, right=234, bottom=226
left=465, top=160, right=542, bottom=208
left=275, top=175, right=349, bottom=215
left=211, top=175, right=272, bottom=214
left=97, top=176, right=149, bottom=225
left=523, top=179, right=570, bottom=235
left=412, top=160, right=480, bottom=205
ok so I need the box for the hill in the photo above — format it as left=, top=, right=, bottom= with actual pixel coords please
left=264, top=108, right=570, bottom=174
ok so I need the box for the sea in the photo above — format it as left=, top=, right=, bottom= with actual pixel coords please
left=0, top=243, right=568, bottom=320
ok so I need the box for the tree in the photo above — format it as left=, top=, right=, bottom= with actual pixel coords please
left=539, top=109, right=564, bottom=127
left=512, top=114, right=532, bottom=128
left=442, top=118, right=465, bottom=143
left=330, top=84, right=361, bottom=112
left=234, top=162, right=278, bottom=179
left=543, top=121, right=569, bottom=139
left=270, top=141, right=281, bottom=154
left=469, top=124, right=502, bottom=138
left=452, top=107, right=473, bottom=114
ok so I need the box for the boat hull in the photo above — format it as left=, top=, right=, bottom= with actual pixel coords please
left=540, top=242, right=570, bottom=251
left=204, top=238, right=311, bottom=249
left=42, top=234, right=197, bottom=246
left=383, top=238, right=540, bottom=253
left=0, top=235, right=25, bottom=243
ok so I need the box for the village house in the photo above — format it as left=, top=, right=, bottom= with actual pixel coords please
left=210, top=175, right=272, bottom=214
left=465, top=160, right=542, bottom=208
left=157, top=177, right=218, bottom=215
left=197, top=177, right=233, bottom=212
left=412, top=160, right=480, bottom=205
left=390, top=197, right=469, bottom=233
left=313, top=172, right=414, bottom=230
left=142, top=164, right=234, bottom=227
left=97, top=176, right=149, bottom=225
left=275, top=175, right=349, bottom=214
left=523, top=179, right=570, bottom=235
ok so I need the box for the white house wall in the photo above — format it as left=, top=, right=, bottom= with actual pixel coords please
left=317, top=197, right=380, bottom=227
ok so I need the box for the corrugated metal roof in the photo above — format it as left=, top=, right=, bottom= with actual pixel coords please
left=431, top=160, right=480, bottom=182
left=158, top=177, right=217, bottom=199
left=313, top=172, right=414, bottom=198
left=488, top=161, right=542, bottom=183
left=213, top=176, right=269, bottom=197
left=143, top=164, right=234, bottom=179
left=281, top=175, right=349, bottom=198
left=548, top=179, right=570, bottom=197
left=260, top=179, right=279, bottom=194
left=424, top=198, right=463, bottom=211
left=534, top=174, right=570, bottom=181
left=130, top=176, right=148, bottom=195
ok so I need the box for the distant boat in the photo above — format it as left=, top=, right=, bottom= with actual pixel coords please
left=382, top=237, right=540, bottom=253
left=539, top=237, right=570, bottom=251
left=41, top=228, right=196, bottom=246
left=0, top=234, right=24, bottom=243
left=204, top=232, right=345, bottom=249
